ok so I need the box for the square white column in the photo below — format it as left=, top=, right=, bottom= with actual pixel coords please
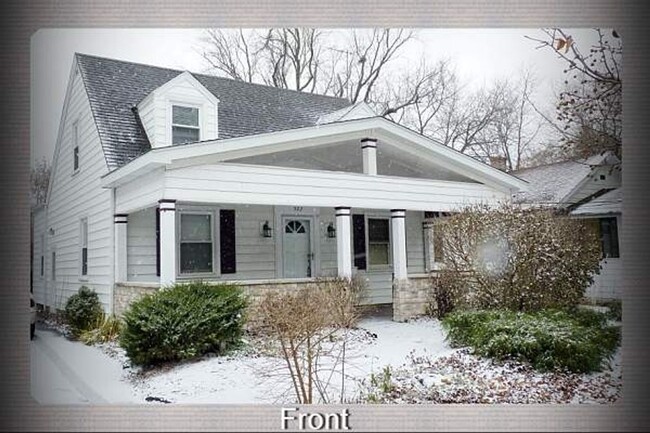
left=335, top=206, right=352, bottom=278
left=391, top=209, right=408, bottom=280
left=159, top=199, right=177, bottom=287
left=361, top=138, right=377, bottom=175
left=114, top=214, right=128, bottom=283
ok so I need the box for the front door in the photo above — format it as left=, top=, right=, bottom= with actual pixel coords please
left=283, top=219, right=312, bottom=278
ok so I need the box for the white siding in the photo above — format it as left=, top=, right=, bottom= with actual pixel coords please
left=124, top=203, right=427, bottom=306
left=566, top=165, right=621, bottom=206
left=127, top=204, right=277, bottom=282
left=161, top=163, right=507, bottom=213
left=32, top=208, right=47, bottom=305
left=45, top=62, right=113, bottom=310
left=127, top=208, right=157, bottom=282
left=137, top=72, right=218, bottom=148
left=586, top=258, right=622, bottom=299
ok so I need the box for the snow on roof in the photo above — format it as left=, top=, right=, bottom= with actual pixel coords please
left=511, top=153, right=611, bottom=206
left=570, top=188, right=622, bottom=216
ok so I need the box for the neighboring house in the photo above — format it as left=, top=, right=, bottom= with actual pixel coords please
left=31, top=53, right=527, bottom=322
left=512, top=153, right=622, bottom=300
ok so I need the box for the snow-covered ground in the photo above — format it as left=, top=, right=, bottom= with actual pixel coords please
left=31, top=315, right=621, bottom=405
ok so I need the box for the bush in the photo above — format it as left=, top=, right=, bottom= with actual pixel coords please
left=119, top=281, right=248, bottom=366
left=425, top=270, right=468, bottom=318
left=442, top=309, right=620, bottom=373
left=64, top=286, right=104, bottom=337
left=79, top=314, right=123, bottom=345
left=253, top=276, right=365, bottom=404
left=436, top=203, right=602, bottom=311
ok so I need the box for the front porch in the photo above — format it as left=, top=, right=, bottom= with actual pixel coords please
left=104, top=129, right=520, bottom=321
left=113, top=201, right=441, bottom=320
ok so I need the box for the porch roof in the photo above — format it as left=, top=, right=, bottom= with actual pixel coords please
left=102, top=116, right=529, bottom=194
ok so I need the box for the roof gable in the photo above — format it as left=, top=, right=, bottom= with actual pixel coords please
left=511, top=152, right=621, bottom=207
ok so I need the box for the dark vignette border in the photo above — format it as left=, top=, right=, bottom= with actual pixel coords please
left=0, top=1, right=648, bottom=431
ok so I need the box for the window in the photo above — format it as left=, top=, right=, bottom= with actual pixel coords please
left=51, top=251, right=56, bottom=281
left=80, top=218, right=88, bottom=276
left=73, top=121, right=79, bottom=171
left=172, top=105, right=200, bottom=145
left=180, top=213, right=213, bottom=274
left=368, top=218, right=390, bottom=266
left=599, top=217, right=620, bottom=258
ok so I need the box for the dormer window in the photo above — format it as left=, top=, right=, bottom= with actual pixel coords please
left=172, top=105, right=200, bottom=145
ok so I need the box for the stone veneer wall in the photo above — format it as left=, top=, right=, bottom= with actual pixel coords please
left=116, top=276, right=434, bottom=322
left=392, top=275, right=433, bottom=322
left=113, top=280, right=321, bottom=317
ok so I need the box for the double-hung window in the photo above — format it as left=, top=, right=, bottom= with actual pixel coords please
left=80, top=218, right=88, bottom=276
left=368, top=218, right=390, bottom=266
left=172, top=105, right=200, bottom=145
left=180, top=213, right=213, bottom=274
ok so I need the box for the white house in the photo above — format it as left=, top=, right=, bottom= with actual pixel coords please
left=512, top=153, right=622, bottom=300
left=31, top=53, right=528, bottom=321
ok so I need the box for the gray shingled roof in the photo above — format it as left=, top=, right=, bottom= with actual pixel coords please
left=76, top=53, right=352, bottom=169
left=510, top=154, right=610, bottom=206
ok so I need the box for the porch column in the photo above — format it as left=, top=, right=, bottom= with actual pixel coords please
left=335, top=206, right=352, bottom=278
left=114, top=214, right=128, bottom=283
left=361, top=137, right=377, bottom=175
left=391, top=209, right=408, bottom=280
left=159, top=199, right=177, bottom=287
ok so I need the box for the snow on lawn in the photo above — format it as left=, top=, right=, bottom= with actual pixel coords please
left=130, top=316, right=452, bottom=404
left=33, top=315, right=621, bottom=405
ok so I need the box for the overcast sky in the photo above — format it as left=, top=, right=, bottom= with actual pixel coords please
left=30, top=28, right=600, bottom=165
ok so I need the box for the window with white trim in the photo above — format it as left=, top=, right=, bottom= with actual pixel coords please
left=180, top=212, right=213, bottom=274
left=172, top=105, right=200, bottom=145
left=368, top=218, right=390, bottom=266
left=80, top=218, right=88, bottom=276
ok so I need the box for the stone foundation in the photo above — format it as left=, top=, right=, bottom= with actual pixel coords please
left=392, top=275, right=432, bottom=322
left=113, top=279, right=321, bottom=317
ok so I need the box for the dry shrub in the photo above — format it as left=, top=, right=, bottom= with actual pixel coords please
left=436, top=203, right=601, bottom=312
left=254, top=276, right=364, bottom=403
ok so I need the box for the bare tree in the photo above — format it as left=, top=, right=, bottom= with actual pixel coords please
left=201, top=28, right=428, bottom=116
left=525, top=28, right=622, bottom=159
left=31, top=157, right=50, bottom=206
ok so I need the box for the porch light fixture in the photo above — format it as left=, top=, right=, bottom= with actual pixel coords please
left=326, top=222, right=336, bottom=238
left=261, top=220, right=273, bottom=238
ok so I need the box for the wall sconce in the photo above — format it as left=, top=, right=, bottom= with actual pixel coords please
left=48, top=227, right=55, bottom=236
left=261, top=220, right=273, bottom=238
left=326, top=222, right=336, bottom=238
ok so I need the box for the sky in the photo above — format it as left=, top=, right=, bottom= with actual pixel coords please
left=30, top=28, right=600, bottom=166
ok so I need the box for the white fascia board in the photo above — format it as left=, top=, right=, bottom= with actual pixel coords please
left=102, top=116, right=528, bottom=193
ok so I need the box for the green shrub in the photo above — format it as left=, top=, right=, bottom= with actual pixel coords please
left=442, top=309, right=620, bottom=373
left=79, top=314, right=123, bottom=345
left=64, top=286, right=104, bottom=337
left=603, top=299, right=622, bottom=321
left=119, top=281, right=248, bottom=366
